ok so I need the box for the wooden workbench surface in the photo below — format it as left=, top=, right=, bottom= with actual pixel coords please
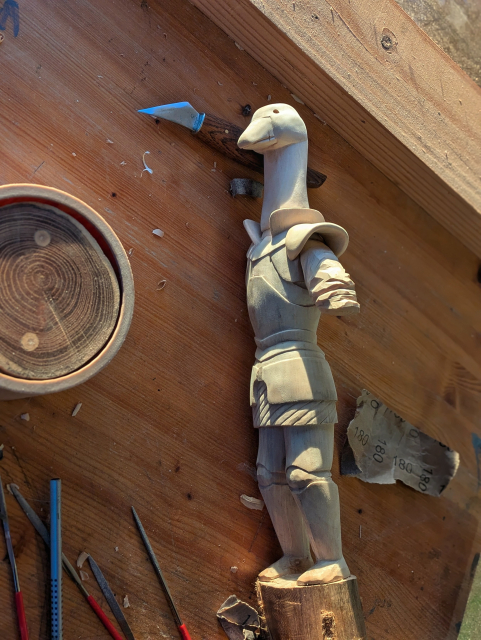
left=0, top=0, right=480, bottom=638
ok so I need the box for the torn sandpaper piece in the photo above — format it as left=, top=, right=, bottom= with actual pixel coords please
left=341, top=389, right=459, bottom=497
left=230, top=178, right=263, bottom=198
left=217, top=595, right=260, bottom=640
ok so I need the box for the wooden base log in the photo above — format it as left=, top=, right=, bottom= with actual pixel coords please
left=257, top=575, right=366, bottom=640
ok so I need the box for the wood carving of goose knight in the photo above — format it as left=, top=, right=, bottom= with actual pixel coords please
left=238, top=104, right=360, bottom=586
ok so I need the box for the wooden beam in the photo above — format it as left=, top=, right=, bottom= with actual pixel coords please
left=190, top=0, right=481, bottom=258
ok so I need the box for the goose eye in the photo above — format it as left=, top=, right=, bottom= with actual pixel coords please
left=273, top=109, right=279, bottom=113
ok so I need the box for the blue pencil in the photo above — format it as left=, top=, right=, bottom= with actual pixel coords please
left=50, top=479, right=62, bottom=640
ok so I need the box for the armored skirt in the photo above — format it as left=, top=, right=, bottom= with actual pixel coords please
left=250, top=342, right=338, bottom=427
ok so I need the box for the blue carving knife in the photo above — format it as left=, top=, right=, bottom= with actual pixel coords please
left=138, top=101, right=326, bottom=188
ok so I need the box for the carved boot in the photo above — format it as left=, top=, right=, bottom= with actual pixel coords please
left=293, top=479, right=351, bottom=585
left=258, top=482, right=313, bottom=582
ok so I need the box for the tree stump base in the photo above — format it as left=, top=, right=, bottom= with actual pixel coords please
left=256, top=575, right=366, bottom=640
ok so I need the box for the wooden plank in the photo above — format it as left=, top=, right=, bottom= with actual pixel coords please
left=0, top=0, right=480, bottom=639
left=190, top=0, right=481, bottom=258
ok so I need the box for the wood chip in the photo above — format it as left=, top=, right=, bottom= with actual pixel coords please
left=240, top=494, right=264, bottom=511
left=72, top=402, right=82, bottom=417
left=106, top=139, right=114, bottom=144
left=157, top=280, right=167, bottom=290
left=290, top=93, right=304, bottom=104
left=142, top=151, right=153, bottom=175
left=123, top=595, right=130, bottom=608
left=152, top=229, right=164, bottom=237
left=77, top=551, right=89, bottom=568
left=80, top=570, right=89, bottom=581
left=230, top=566, right=238, bottom=573
left=20, top=413, right=30, bottom=421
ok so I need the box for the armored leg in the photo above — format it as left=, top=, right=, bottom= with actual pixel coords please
left=257, top=427, right=313, bottom=581
left=285, top=424, right=351, bottom=585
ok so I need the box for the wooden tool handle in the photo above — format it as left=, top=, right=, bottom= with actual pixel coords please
left=195, top=113, right=326, bottom=188
left=15, top=591, right=29, bottom=640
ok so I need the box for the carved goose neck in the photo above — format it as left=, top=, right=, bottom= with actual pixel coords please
left=261, top=139, right=309, bottom=233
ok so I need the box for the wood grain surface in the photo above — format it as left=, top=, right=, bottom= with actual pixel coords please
left=0, top=0, right=480, bottom=639
left=191, top=0, right=481, bottom=261
left=0, top=202, right=120, bottom=380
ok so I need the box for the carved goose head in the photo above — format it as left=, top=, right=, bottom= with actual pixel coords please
left=237, top=103, right=307, bottom=153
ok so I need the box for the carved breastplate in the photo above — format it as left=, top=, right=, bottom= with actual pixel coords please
left=246, top=237, right=321, bottom=350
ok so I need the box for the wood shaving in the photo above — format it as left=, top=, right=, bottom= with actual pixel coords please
left=152, top=229, right=164, bottom=237
left=234, top=42, right=244, bottom=50
left=123, top=595, right=130, bottom=608
left=120, top=161, right=127, bottom=165
left=80, top=570, right=89, bottom=581
left=20, top=413, right=30, bottom=421
left=157, top=280, right=167, bottom=290
left=77, top=551, right=89, bottom=568
left=142, top=151, right=153, bottom=175
left=290, top=93, right=305, bottom=104
left=72, top=402, right=82, bottom=417
left=217, top=81, right=223, bottom=86
left=240, top=494, right=264, bottom=511
left=106, top=139, right=114, bottom=144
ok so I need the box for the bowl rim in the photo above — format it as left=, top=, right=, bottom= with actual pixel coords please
left=0, top=183, right=135, bottom=397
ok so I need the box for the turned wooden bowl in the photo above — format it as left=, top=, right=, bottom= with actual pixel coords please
left=0, top=184, right=134, bottom=400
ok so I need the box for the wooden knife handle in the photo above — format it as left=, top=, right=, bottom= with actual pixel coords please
left=195, top=113, right=326, bottom=188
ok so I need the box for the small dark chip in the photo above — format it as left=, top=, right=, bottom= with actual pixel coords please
left=242, top=104, right=252, bottom=117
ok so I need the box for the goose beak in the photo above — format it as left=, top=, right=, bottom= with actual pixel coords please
left=238, top=117, right=276, bottom=152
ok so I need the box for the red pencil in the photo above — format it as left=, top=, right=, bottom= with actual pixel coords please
left=0, top=475, right=29, bottom=640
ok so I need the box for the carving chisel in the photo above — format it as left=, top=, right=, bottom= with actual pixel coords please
left=0, top=476, right=29, bottom=640
left=132, top=507, right=192, bottom=640
left=88, top=555, right=136, bottom=640
left=9, top=483, right=124, bottom=640
left=138, top=101, right=327, bottom=189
